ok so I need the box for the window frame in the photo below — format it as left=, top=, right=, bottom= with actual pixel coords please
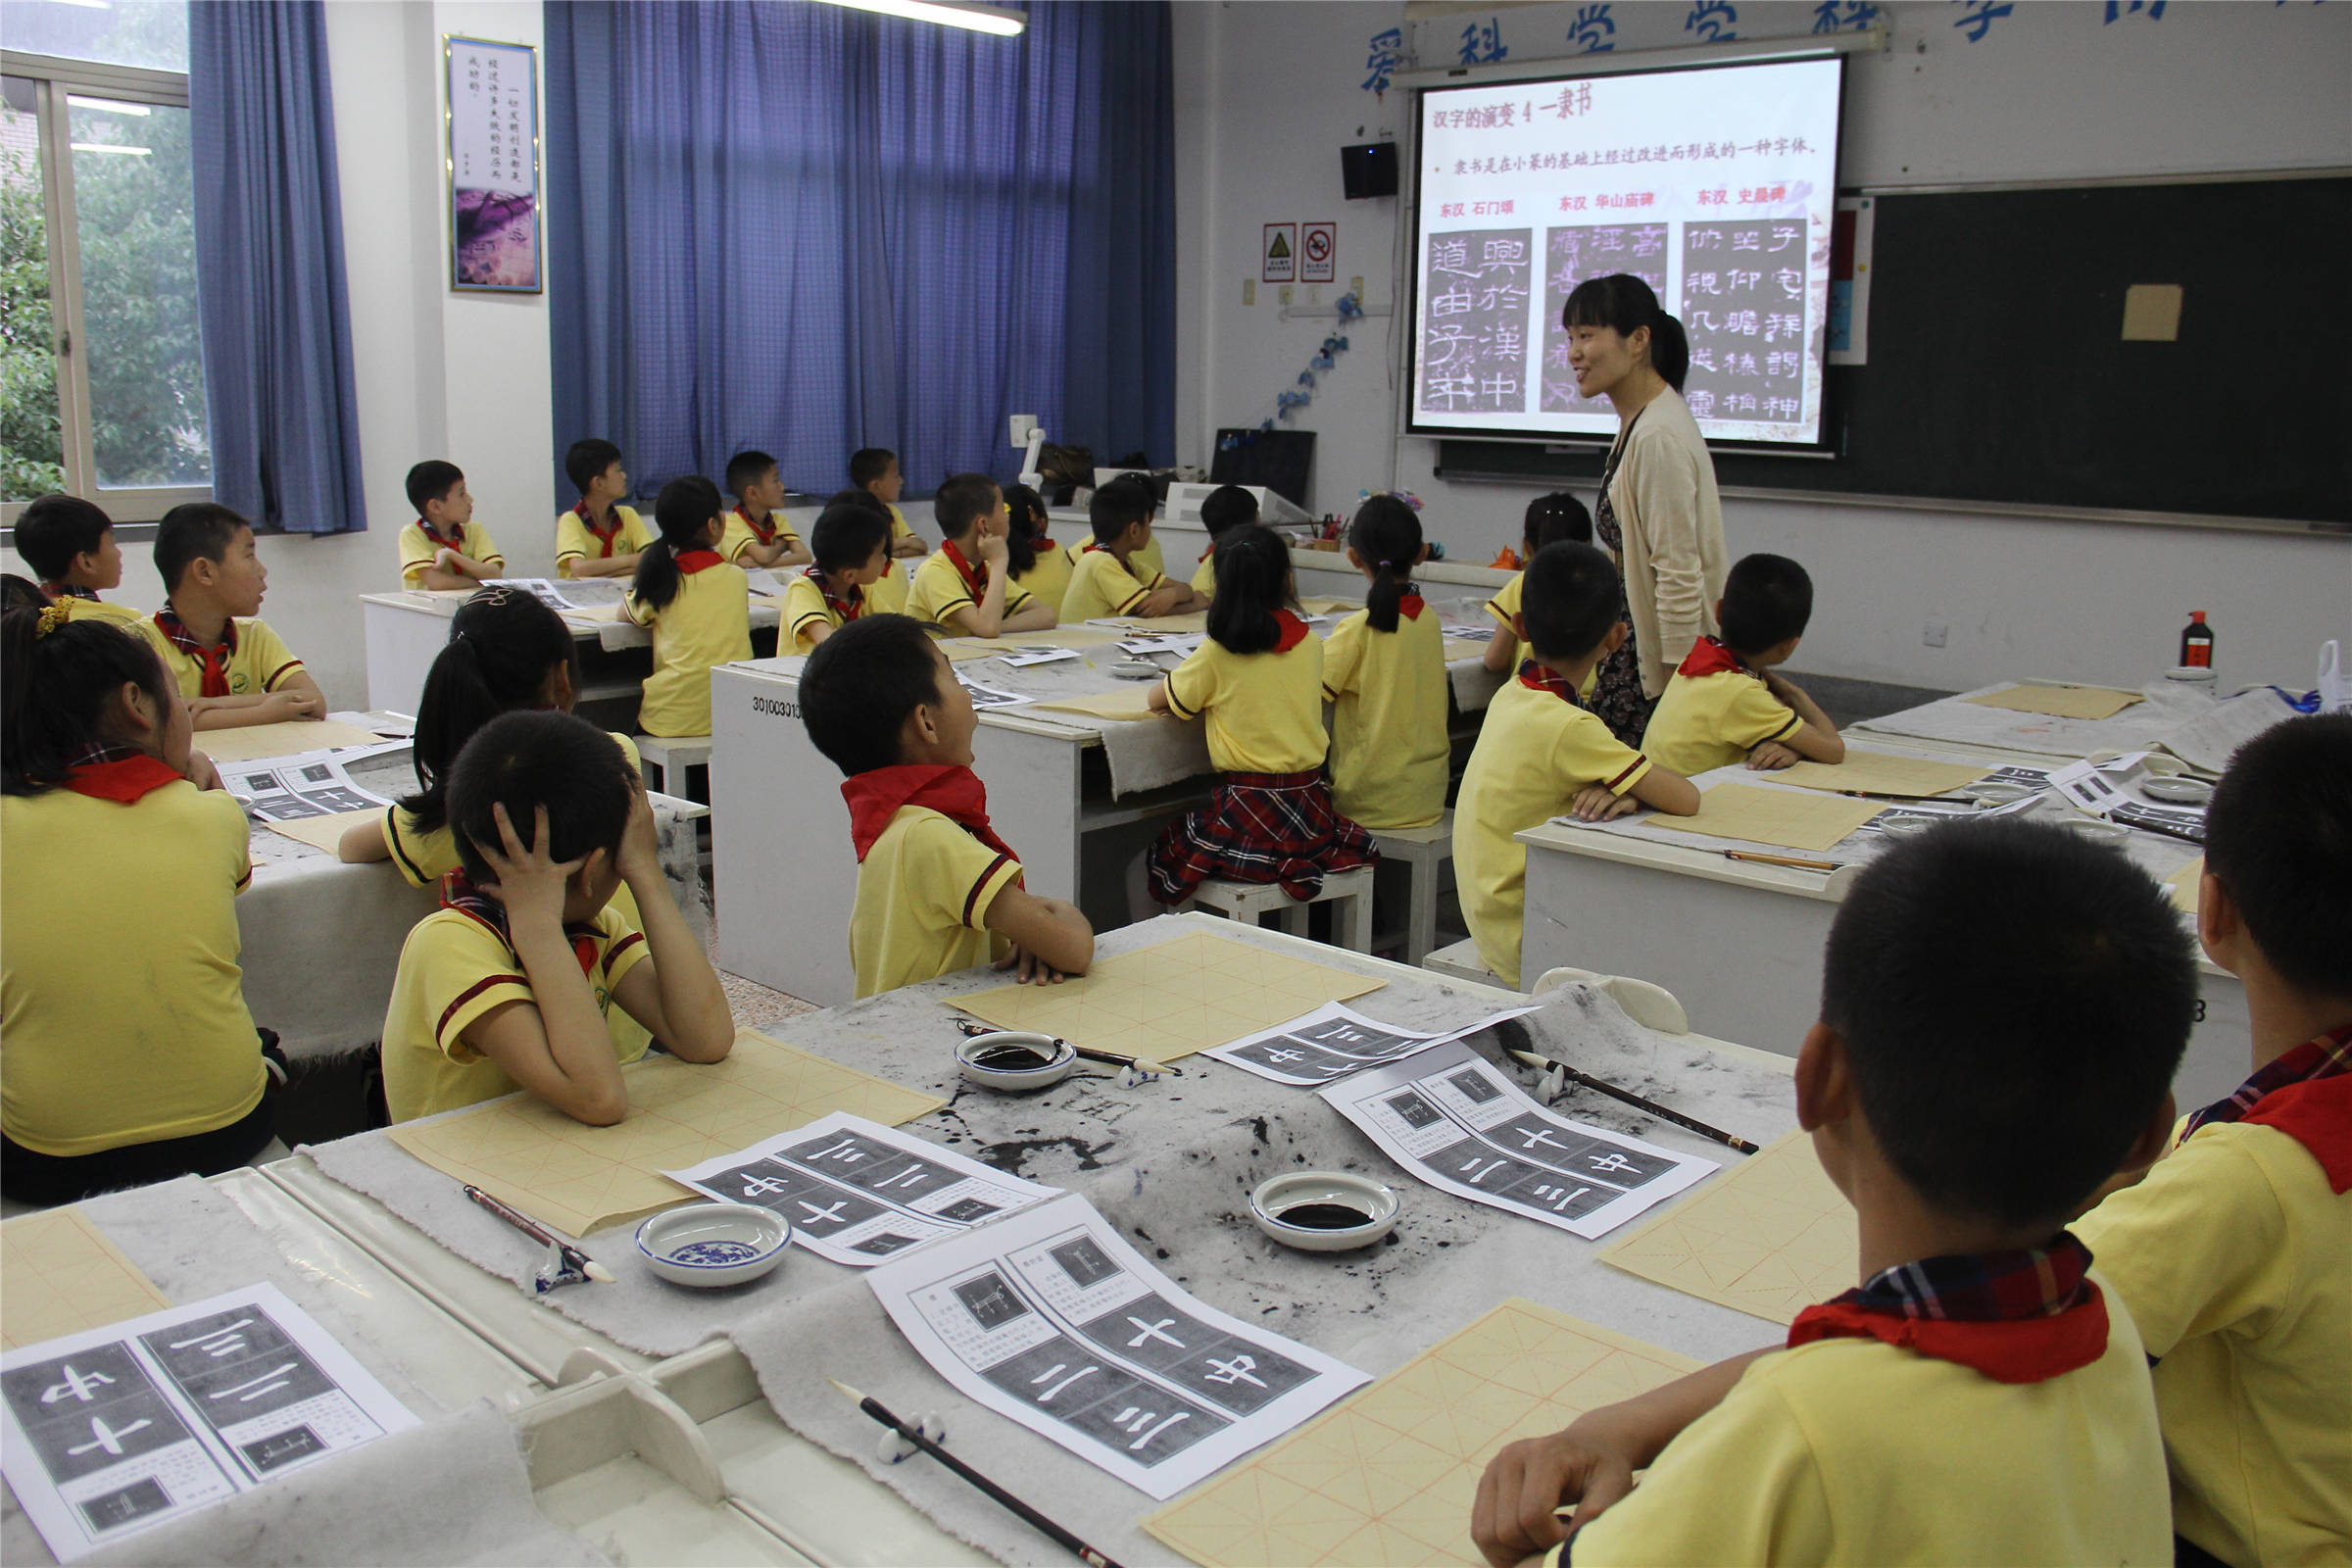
left=1, top=49, right=205, bottom=526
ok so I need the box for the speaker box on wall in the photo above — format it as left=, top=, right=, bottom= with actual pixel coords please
left=1341, top=142, right=1397, bottom=200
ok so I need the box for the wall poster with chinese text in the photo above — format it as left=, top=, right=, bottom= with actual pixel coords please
left=444, top=35, right=541, bottom=293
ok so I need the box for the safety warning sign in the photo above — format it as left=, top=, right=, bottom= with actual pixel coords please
left=1262, top=222, right=1297, bottom=283
left=1300, top=220, right=1336, bottom=283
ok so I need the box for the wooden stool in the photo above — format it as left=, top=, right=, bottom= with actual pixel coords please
left=1190, top=865, right=1375, bottom=953
left=1423, top=936, right=1511, bottom=988
left=633, top=735, right=713, bottom=800
left=1369, top=811, right=1455, bottom=967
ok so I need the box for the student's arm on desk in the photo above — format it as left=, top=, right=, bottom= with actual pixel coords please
left=562, top=553, right=639, bottom=581
left=743, top=536, right=811, bottom=570
left=190, top=681, right=325, bottom=729
left=1566, top=761, right=1699, bottom=823
left=1139, top=580, right=1203, bottom=617
left=418, top=548, right=504, bottom=591
left=338, top=812, right=392, bottom=864
left=1747, top=672, right=1843, bottom=768
left=1473, top=1348, right=1774, bottom=1568
left=985, top=882, right=1093, bottom=984
left=608, top=780, right=735, bottom=1063
left=1482, top=622, right=1518, bottom=674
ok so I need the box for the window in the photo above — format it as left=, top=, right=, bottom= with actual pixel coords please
left=3, top=1, right=206, bottom=521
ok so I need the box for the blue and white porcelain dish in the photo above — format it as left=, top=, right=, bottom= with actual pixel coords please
left=956, top=1031, right=1078, bottom=1092
left=636, top=1202, right=792, bottom=1288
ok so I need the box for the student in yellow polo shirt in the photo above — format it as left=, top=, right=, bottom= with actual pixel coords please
left=1, top=610, right=284, bottom=1204
left=14, top=494, right=143, bottom=626
left=830, top=484, right=912, bottom=615
left=800, top=613, right=1093, bottom=999
left=1061, top=475, right=1203, bottom=624
left=2073, top=714, right=2352, bottom=1568
left=1144, top=525, right=1374, bottom=906
left=1642, top=553, right=1844, bottom=777
left=1190, top=483, right=1258, bottom=600
left=785, top=501, right=894, bottom=651
left=556, top=438, right=653, bottom=579
left=852, top=447, right=928, bottom=560
left=1323, top=495, right=1448, bottom=833
left=1452, top=543, right=1698, bottom=986
left=720, top=449, right=811, bottom=570
left=399, top=460, right=506, bottom=589
left=906, top=473, right=1057, bottom=638
left=1481, top=491, right=1592, bottom=674
left=622, top=477, right=753, bottom=738
left=1004, top=483, right=1071, bottom=614
left=138, top=503, right=328, bottom=731
left=378, top=710, right=734, bottom=1124
left=1474, top=820, right=2194, bottom=1568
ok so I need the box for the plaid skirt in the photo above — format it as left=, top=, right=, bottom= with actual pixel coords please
left=1148, top=770, right=1379, bottom=905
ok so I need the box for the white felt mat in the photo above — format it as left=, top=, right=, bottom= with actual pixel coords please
left=1853, top=678, right=2213, bottom=759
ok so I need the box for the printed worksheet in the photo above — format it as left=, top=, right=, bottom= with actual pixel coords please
left=1, top=1285, right=416, bottom=1562
left=1320, top=1041, right=1720, bottom=1240
left=867, top=1194, right=1368, bottom=1498
left=1204, top=1001, right=1542, bottom=1087
left=224, top=748, right=402, bottom=823
left=956, top=676, right=1035, bottom=710
left=664, top=1113, right=1060, bottom=1266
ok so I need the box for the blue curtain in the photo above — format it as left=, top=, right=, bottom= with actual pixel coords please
left=187, top=0, right=366, bottom=534
left=545, top=1, right=1174, bottom=504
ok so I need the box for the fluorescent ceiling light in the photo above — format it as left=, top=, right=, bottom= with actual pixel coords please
left=71, top=142, right=149, bottom=155
left=68, top=96, right=152, bottom=116
left=807, top=0, right=1024, bottom=36
left=49, top=0, right=114, bottom=10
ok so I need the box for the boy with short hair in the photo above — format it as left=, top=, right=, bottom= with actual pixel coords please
left=378, top=710, right=734, bottom=1124
left=801, top=614, right=1093, bottom=999
left=1452, top=542, right=1698, bottom=986
left=851, top=447, right=927, bottom=559
left=1059, top=475, right=1204, bottom=624
left=2073, top=713, right=2352, bottom=1568
left=140, top=503, right=327, bottom=731
left=1191, top=483, right=1257, bottom=599
left=786, top=501, right=895, bottom=650
left=839, top=474, right=913, bottom=615
left=720, top=449, right=810, bottom=570
left=1642, top=552, right=1843, bottom=776
left=556, top=438, right=651, bottom=580
left=399, top=461, right=506, bottom=590
left=13, top=494, right=141, bottom=625
left=1475, top=818, right=2194, bottom=1567
left=906, top=473, right=1057, bottom=638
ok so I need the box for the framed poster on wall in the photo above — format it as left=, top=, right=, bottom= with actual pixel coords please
left=444, top=35, right=541, bottom=292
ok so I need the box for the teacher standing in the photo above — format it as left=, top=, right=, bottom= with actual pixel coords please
left=1562, top=274, right=1728, bottom=747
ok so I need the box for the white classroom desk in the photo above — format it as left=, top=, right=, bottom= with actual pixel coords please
left=1512, top=748, right=2249, bottom=1112
left=1055, top=506, right=1520, bottom=610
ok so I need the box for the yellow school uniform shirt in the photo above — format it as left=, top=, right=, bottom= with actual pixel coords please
left=1164, top=623, right=1327, bottom=775
left=139, top=612, right=305, bottom=700
left=1643, top=664, right=1801, bottom=776
left=866, top=558, right=912, bottom=615
left=1064, top=534, right=1166, bottom=588
left=625, top=556, right=753, bottom=736
left=398, top=519, right=504, bottom=588
left=885, top=501, right=917, bottom=543
left=906, top=544, right=1034, bottom=631
left=850, top=806, right=1023, bottom=1000
left=1, top=780, right=265, bottom=1155
left=1562, top=1296, right=2171, bottom=1566
left=1483, top=571, right=1596, bottom=698
left=1060, top=545, right=1164, bottom=624
left=554, top=504, right=651, bottom=577
left=1013, top=537, right=1072, bottom=613
left=2073, top=1116, right=2352, bottom=1567
left=379, top=901, right=651, bottom=1121
left=379, top=734, right=640, bottom=885
left=1453, top=672, right=1651, bottom=986
left=53, top=595, right=144, bottom=627
left=782, top=572, right=862, bottom=649
left=718, top=508, right=802, bottom=565
left=1323, top=605, right=1448, bottom=831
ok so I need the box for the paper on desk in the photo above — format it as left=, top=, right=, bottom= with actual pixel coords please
left=1770, top=753, right=1988, bottom=799
left=1595, top=1130, right=1854, bottom=1325
left=196, top=720, right=392, bottom=764
left=1962, top=682, right=2143, bottom=721
left=865, top=1192, right=1369, bottom=1499
left=1204, top=1001, right=1542, bottom=1087
left=1668, top=782, right=1886, bottom=853
left=1319, top=1041, right=1721, bottom=1240
left=999, top=647, right=1084, bottom=669
left=931, top=638, right=1011, bottom=663
left=2166, top=857, right=2203, bottom=914
left=0, top=1283, right=417, bottom=1562
left=483, top=576, right=603, bottom=612
left=263, top=807, right=382, bottom=855
left=1034, top=688, right=1160, bottom=722
left=663, top=1113, right=1060, bottom=1267
left=222, top=751, right=396, bottom=827
left=1096, top=612, right=1210, bottom=635
left=956, top=676, right=1033, bottom=710
left=2157, top=687, right=2299, bottom=775
left=0, top=1209, right=172, bottom=1351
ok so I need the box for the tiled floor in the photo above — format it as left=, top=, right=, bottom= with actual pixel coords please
left=718, top=964, right=820, bottom=1032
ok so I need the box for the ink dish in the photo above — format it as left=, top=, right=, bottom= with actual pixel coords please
left=1250, top=1171, right=1401, bottom=1252
left=956, top=1031, right=1078, bottom=1092
left=637, top=1202, right=792, bottom=1288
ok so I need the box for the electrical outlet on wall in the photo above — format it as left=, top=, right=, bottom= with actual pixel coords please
left=1350, top=275, right=1363, bottom=298
left=1308, top=284, right=1321, bottom=305
left=1923, top=621, right=1948, bottom=648
left=1279, top=284, right=1295, bottom=307
left=1243, top=278, right=1255, bottom=306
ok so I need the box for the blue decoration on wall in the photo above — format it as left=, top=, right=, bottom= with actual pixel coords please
left=1220, top=295, right=1365, bottom=450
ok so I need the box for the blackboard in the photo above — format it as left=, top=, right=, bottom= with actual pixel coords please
left=1436, top=176, right=2352, bottom=523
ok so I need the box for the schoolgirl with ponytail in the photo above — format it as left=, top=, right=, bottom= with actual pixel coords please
left=1324, top=495, right=1449, bottom=832
left=2, top=607, right=285, bottom=1202
left=623, top=475, right=753, bottom=737
left=1003, top=483, right=1071, bottom=614
left=1144, top=525, right=1377, bottom=906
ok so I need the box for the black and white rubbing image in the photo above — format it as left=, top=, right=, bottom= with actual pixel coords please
left=1050, top=1236, right=1123, bottom=1289
left=696, top=1158, right=890, bottom=1233
left=1290, top=1016, right=1417, bottom=1058
left=2, top=1346, right=191, bottom=1486
left=1541, top=223, right=1667, bottom=413
left=1447, top=1066, right=1503, bottom=1104
left=1386, top=1090, right=1446, bottom=1130
left=1680, top=218, right=1807, bottom=424
left=78, top=1477, right=172, bottom=1533
left=849, top=1232, right=925, bottom=1256
left=1484, top=1113, right=1683, bottom=1188
left=237, top=1424, right=324, bottom=1473
left=141, top=1307, right=338, bottom=1432
left=954, top=1271, right=1033, bottom=1332
left=1421, top=229, right=1534, bottom=416
left=976, top=1335, right=1231, bottom=1466
left=786, top=1131, right=965, bottom=1202
left=934, top=1196, right=1003, bottom=1224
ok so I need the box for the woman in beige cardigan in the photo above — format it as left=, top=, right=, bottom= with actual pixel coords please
left=1562, top=275, right=1728, bottom=745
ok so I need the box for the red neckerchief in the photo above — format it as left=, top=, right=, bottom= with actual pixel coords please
left=734, top=504, right=778, bottom=546
left=440, top=869, right=604, bottom=978
left=941, top=538, right=991, bottom=601
left=1677, top=635, right=1751, bottom=679
left=574, top=500, right=625, bottom=557
left=154, top=607, right=236, bottom=698
left=1787, top=1231, right=2109, bottom=1385
left=1082, top=541, right=1111, bottom=556
left=1396, top=583, right=1426, bottom=620
left=674, top=548, right=723, bottom=574
left=1199, top=543, right=1216, bottom=564
left=41, top=582, right=97, bottom=602
left=1271, top=609, right=1310, bottom=653
left=2181, top=1022, right=2352, bottom=1194
left=416, top=516, right=463, bottom=550
left=840, top=763, right=1020, bottom=866
left=802, top=564, right=863, bottom=621
left=60, top=741, right=182, bottom=804
left=1517, top=659, right=1580, bottom=703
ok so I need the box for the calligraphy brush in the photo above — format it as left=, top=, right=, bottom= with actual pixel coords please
left=1540, top=1060, right=1760, bottom=1155
left=828, top=1380, right=1128, bottom=1568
